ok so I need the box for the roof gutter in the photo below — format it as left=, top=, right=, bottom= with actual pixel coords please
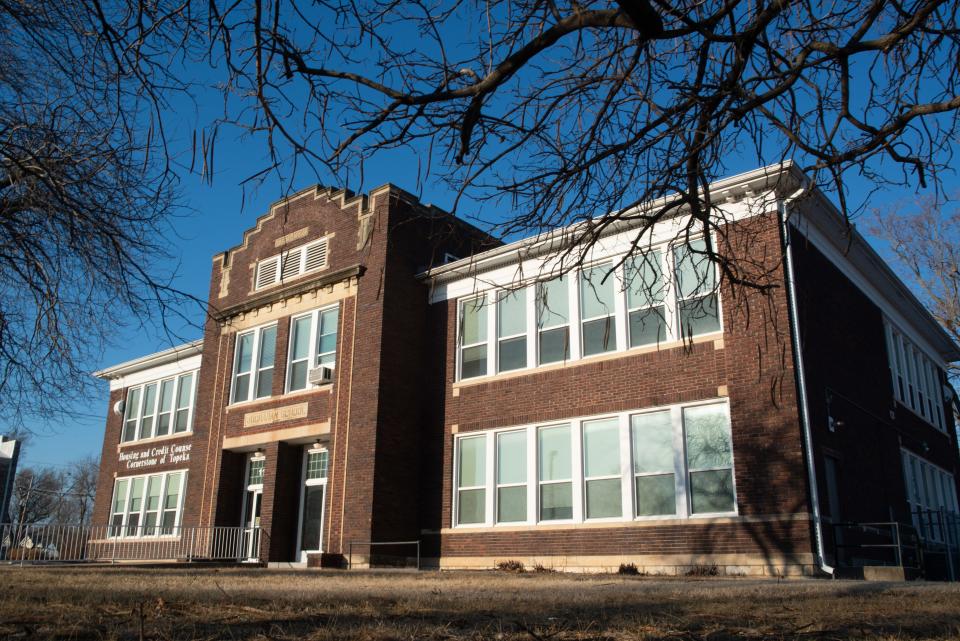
left=780, top=187, right=835, bottom=578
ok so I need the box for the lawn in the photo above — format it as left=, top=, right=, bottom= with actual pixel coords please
left=1, top=567, right=958, bottom=640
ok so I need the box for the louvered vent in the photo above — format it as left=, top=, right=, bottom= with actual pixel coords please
left=280, top=248, right=302, bottom=281
left=255, top=257, right=279, bottom=289
left=304, top=239, right=328, bottom=272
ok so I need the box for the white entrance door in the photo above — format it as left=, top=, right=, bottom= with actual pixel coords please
left=297, top=447, right=328, bottom=562
left=241, top=455, right=265, bottom=561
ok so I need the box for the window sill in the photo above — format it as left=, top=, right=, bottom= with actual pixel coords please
left=893, top=400, right=948, bottom=434
left=226, top=385, right=333, bottom=412
left=453, top=331, right=724, bottom=389
left=444, top=510, right=770, bottom=534
left=118, top=431, right=193, bottom=449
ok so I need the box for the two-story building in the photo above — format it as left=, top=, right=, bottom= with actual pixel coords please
left=90, top=163, right=960, bottom=576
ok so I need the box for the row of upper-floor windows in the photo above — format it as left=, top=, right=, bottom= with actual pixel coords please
left=456, top=239, right=721, bottom=381
left=231, top=304, right=339, bottom=404
left=122, top=372, right=197, bottom=443
left=883, top=320, right=947, bottom=432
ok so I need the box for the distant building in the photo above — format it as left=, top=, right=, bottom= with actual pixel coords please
left=89, top=163, right=960, bottom=575
left=0, top=436, right=21, bottom=524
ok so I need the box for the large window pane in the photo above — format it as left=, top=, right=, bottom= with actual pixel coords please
left=678, top=293, right=720, bottom=338
left=635, top=474, right=677, bottom=516
left=458, top=435, right=486, bottom=488
left=497, top=289, right=527, bottom=372
left=540, top=482, right=572, bottom=520
left=317, top=307, right=339, bottom=366
left=632, top=412, right=674, bottom=474
left=537, top=277, right=568, bottom=329
left=289, top=315, right=312, bottom=391
left=498, top=337, right=526, bottom=371
left=582, top=317, right=616, bottom=356
left=255, top=325, right=276, bottom=398
left=626, top=251, right=664, bottom=309
left=689, top=469, right=735, bottom=514
left=156, top=379, right=174, bottom=436
left=579, top=265, right=615, bottom=319
left=123, top=387, right=141, bottom=442
left=629, top=307, right=666, bottom=347
left=458, top=435, right=486, bottom=525
left=498, top=289, right=526, bottom=337
left=139, top=383, right=157, bottom=440
left=684, top=404, right=735, bottom=515
left=538, top=425, right=570, bottom=482
left=583, top=419, right=619, bottom=477
left=538, top=326, right=569, bottom=364
left=497, top=486, right=527, bottom=522
left=632, top=411, right=676, bottom=517
left=460, top=297, right=488, bottom=379
left=585, top=478, right=621, bottom=519
left=684, top=404, right=733, bottom=469
left=539, top=424, right=572, bottom=521
left=232, top=332, right=254, bottom=402
left=583, top=419, right=621, bottom=519
left=674, top=239, right=715, bottom=299
left=457, top=489, right=485, bottom=524
left=461, top=297, right=487, bottom=345
left=174, top=373, right=193, bottom=432
left=460, top=344, right=487, bottom=379
left=497, top=431, right=526, bottom=484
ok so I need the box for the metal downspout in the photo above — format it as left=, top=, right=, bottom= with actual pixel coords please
left=779, top=191, right=835, bottom=577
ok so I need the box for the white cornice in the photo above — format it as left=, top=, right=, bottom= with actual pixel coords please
left=93, top=339, right=203, bottom=381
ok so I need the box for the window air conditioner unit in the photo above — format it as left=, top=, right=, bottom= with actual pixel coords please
left=308, top=366, right=334, bottom=386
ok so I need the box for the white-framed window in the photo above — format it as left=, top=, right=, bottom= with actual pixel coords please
left=631, top=410, right=677, bottom=517
left=496, top=430, right=527, bottom=523
left=255, top=237, right=329, bottom=290
left=231, top=323, right=278, bottom=404
left=582, top=418, right=622, bottom=519
left=455, top=434, right=486, bottom=525
left=536, top=276, right=570, bottom=365
left=121, top=372, right=198, bottom=443
left=625, top=250, right=667, bottom=347
left=579, top=263, right=618, bottom=357
left=452, top=400, right=737, bottom=528
left=902, top=449, right=959, bottom=542
left=287, top=304, right=340, bottom=392
left=497, top=289, right=528, bottom=372
left=538, top=424, right=574, bottom=521
left=454, top=239, right=721, bottom=382
left=108, top=470, right=187, bottom=538
left=248, top=457, right=265, bottom=486
left=673, top=238, right=721, bottom=339
left=458, top=297, right=488, bottom=379
left=885, top=319, right=947, bottom=432
left=683, top=403, right=736, bottom=515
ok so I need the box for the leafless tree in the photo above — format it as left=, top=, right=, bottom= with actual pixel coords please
left=872, top=197, right=960, bottom=379
left=9, top=468, right=60, bottom=526
left=199, top=0, right=960, bottom=286
left=0, top=2, right=201, bottom=428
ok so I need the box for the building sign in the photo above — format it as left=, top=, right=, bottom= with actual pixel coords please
left=119, top=443, right=192, bottom=470
left=243, top=402, right=309, bottom=428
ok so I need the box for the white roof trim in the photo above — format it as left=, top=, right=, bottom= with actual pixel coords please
left=94, top=339, right=203, bottom=381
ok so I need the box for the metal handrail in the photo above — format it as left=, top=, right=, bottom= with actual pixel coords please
left=0, top=524, right=263, bottom=564
left=347, top=540, right=421, bottom=570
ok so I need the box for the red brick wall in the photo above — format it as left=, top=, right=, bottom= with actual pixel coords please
left=792, top=230, right=960, bottom=527
left=427, top=212, right=814, bottom=562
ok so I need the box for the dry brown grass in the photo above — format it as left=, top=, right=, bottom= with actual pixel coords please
left=0, top=567, right=958, bottom=640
